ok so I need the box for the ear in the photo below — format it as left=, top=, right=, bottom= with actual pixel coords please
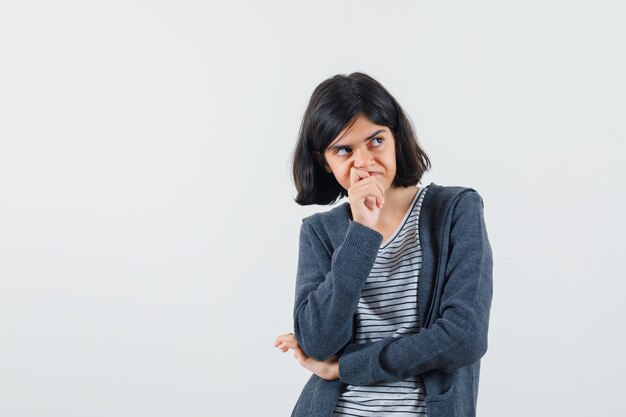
left=314, top=151, right=332, bottom=173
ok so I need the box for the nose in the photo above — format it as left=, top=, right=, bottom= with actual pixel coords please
left=352, top=147, right=374, bottom=168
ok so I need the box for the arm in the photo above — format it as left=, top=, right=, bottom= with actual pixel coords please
left=337, top=191, right=493, bottom=385
left=293, top=219, right=383, bottom=361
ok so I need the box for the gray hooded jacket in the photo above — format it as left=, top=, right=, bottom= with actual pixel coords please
left=291, top=182, right=493, bottom=417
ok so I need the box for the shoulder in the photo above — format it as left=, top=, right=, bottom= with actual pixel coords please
left=425, top=182, right=482, bottom=201
left=298, top=202, right=351, bottom=253
left=418, top=183, right=487, bottom=236
left=423, top=182, right=485, bottom=213
left=300, top=202, right=349, bottom=228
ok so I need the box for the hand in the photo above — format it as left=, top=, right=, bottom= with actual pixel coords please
left=348, top=167, right=385, bottom=229
left=274, top=332, right=340, bottom=381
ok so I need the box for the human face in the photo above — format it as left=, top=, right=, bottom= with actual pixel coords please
left=320, top=114, right=396, bottom=193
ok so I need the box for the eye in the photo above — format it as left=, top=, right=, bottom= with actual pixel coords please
left=335, top=137, right=385, bottom=156
left=371, top=137, right=384, bottom=146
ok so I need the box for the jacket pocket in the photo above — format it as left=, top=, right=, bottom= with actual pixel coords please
left=425, top=384, right=457, bottom=416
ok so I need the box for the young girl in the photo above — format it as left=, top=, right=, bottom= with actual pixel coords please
left=274, top=72, right=493, bottom=417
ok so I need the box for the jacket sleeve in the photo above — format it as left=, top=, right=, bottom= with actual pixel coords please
left=293, top=218, right=383, bottom=361
left=337, top=191, right=493, bottom=385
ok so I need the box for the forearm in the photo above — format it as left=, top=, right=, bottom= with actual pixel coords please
left=337, top=190, right=493, bottom=385
left=338, top=308, right=490, bottom=385
left=293, top=220, right=383, bottom=360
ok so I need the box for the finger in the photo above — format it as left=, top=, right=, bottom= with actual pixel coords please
left=369, top=180, right=385, bottom=204
left=350, top=172, right=385, bottom=203
left=284, top=338, right=299, bottom=349
left=274, top=336, right=288, bottom=346
left=359, top=183, right=384, bottom=207
left=350, top=167, right=369, bottom=187
left=277, top=342, right=293, bottom=352
left=367, top=175, right=385, bottom=200
left=274, top=334, right=286, bottom=344
left=274, top=333, right=294, bottom=345
left=365, top=196, right=377, bottom=211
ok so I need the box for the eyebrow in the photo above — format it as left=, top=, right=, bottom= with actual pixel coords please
left=327, top=129, right=386, bottom=152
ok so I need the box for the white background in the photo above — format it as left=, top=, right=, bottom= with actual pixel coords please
left=1, top=1, right=624, bottom=416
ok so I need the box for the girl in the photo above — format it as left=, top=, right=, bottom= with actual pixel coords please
left=274, top=72, right=493, bottom=417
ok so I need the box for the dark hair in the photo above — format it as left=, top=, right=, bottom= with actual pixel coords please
left=291, top=71, right=431, bottom=205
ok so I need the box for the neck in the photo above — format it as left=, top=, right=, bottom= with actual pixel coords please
left=379, top=185, right=419, bottom=224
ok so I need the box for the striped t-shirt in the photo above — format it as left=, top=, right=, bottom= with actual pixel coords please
left=333, top=185, right=429, bottom=417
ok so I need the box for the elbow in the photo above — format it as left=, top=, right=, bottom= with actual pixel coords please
left=471, top=313, right=490, bottom=361
left=440, top=327, right=489, bottom=373
left=465, top=331, right=489, bottom=367
left=461, top=323, right=489, bottom=365
left=455, top=305, right=491, bottom=366
left=293, top=302, right=353, bottom=361
left=468, top=333, right=488, bottom=363
left=293, top=323, right=343, bottom=361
